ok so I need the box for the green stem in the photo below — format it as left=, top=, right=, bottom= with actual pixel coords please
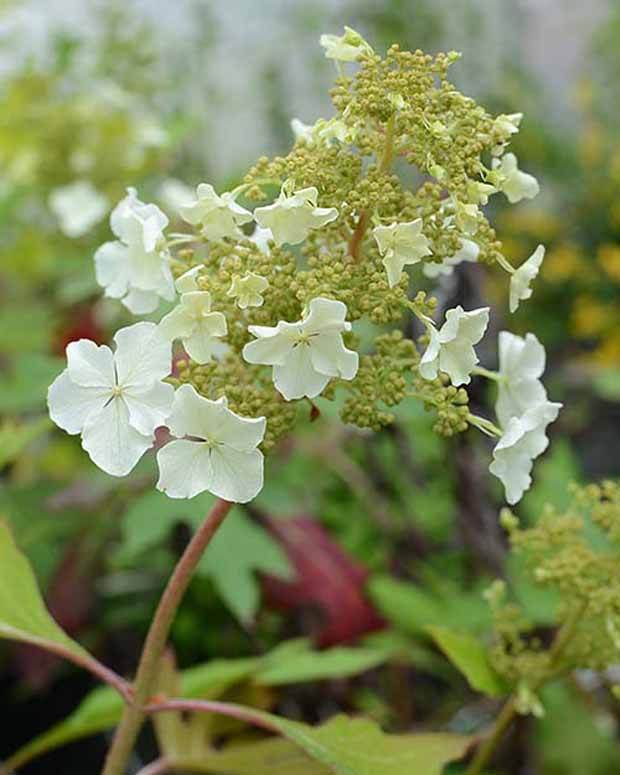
left=471, top=366, right=502, bottom=383
left=349, top=115, right=395, bottom=259
left=465, top=602, right=587, bottom=775
left=101, top=498, right=234, bottom=775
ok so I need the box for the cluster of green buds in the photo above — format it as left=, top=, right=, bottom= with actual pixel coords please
left=485, top=482, right=620, bottom=708
left=47, top=27, right=560, bottom=506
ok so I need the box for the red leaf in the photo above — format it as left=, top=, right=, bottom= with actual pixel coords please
left=262, top=517, right=384, bottom=647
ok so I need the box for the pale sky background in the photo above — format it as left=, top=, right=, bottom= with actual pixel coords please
left=0, top=0, right=610, bottom=179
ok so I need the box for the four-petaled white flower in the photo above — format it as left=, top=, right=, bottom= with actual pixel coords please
left=156, top=384, right=266, bottom=502
left=242, top=297, right=358, bottom=400
left=227, top=272, right=269, bottom=309
left=180, top=183, right=253, bottom=241
left=94, top=188, right=174, bottom=314
left=490, top=401, right=562, bottom=504
left=319, top=27, right=374, bottom=62
left=47, top=322, right=174, bottom=477
left=491, top=153, right=539, bottom=204
left=254, top=184, right=338, bottom=246
left=420, top=305, right=490, bottom=386
left=510, top=244, right=545, bottom=313
left=422, top=239, right=479, bottom=279
left=49, top=180, right=109, bottom=238
left=373, top=219, right=432, bottom=287
left=159, top=280, right=227, bottom=364
left=496, top=331, right=548, bottom=428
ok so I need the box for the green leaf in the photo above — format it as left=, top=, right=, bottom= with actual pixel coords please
left=0, top=353, right=64, bottom=413
left=368, top=575, right=489, bottom=636
left=268, top=714, right=473, bottom=775
left=256, top=639, right=396, bottom=686
left=198, top=511, right=291, bottom=623
left=117, top=492, right=291, bottom=622
left=174, top=738, right=331, bottom=774
left=0, top=519, right=89, bottom=660
left=427, top=626, right=507, bottom=697
left=592, top=367, right=620, bottom=402
left=0, top=416, right=53, bottom=469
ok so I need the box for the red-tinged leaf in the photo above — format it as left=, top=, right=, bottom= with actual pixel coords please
left=262, top=517, right=384, bottom=646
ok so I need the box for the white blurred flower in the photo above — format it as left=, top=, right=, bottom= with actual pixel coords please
left=319, top=26, right=373, bottom=62
left=490, top=401, right=562, bottom=504
left=254, top=184, right=338, bottom=246
left=47, top=322, right=173, bottom=477
left=242, top=297, right=358, bottom=400
left=373, top=219, right=432, bottom=287
left=496, top=331, right=548, bottom=427
left=467, top=180, right=496, bottom=206
left=227, top=272, right=269, bottom=309
left=159, top=290, right=227, bottom=364
left=94, top=188, right=174, bottom=314
left=291, top=118, right=314, bottom=143
left=291, top=117, right=356, bottom=146
left=510, top=244, right=545, bottom=313
left=420, top=306, right=490, bottom=386
left=180, top=183, right=253, bottom=241
left=49, top=181, right=108, bottom=238
left=156, top=384, right=265, bottom=502
left=491, top=153, right=539, bottom=204
left=422, top=239, right=479, bottom=279
left=158, top=178, right=195, bottom=213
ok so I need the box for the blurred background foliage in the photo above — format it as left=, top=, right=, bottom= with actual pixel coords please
left=0, top=1, right=619, bottom=773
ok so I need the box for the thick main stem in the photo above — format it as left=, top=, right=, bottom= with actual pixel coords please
left=465, top=602, right=586, bottom=775
left=101, top=498, right=233, bottom=775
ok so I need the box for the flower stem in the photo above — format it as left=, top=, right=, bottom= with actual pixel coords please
left=465, top=602, right=586, bottom=775
left=471, top=365, right=502, bottom=382
left=101, top=498, right=234, bottom=775
left=348, top=115, right=395, bottom=259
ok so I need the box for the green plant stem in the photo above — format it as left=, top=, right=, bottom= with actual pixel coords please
left=348, top=116, right=395, bottom=259
left=465, top=602, right=587, bottom=775
left=101, top=498, right=234, bottom=775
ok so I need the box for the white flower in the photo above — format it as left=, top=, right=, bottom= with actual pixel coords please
left=174, top=266, right=203, bottom=293
left=242, top=297, right=358, bottom=400
left=159, top=289, right=227, bottom=364
left=319, top=27, right=373, bottom=62
left=94, top=188, right=174, bottom=314
left=467, top=180, right=496, bottom=206
left=494, top=113, right=523, bottom=137
left=496, top=331, right=548, bottom=428
left=510, top=244, right=545, bottom=313
left=158, top=178, right=195, bottom=213
left=453, top=199, right=480, bottom=234
left=490, top=401, right=562, bottom=504
left=491, top=153, right=539, bottom=204
left=156, top=384, right=265, bottom=502
left=227, top=272, right=269, bottom=309
left=249, top=225, right=273, bottom=254
left=49, top=181, right=109, bottom=238
left=420, top=305, right=490, bottom=386
left=291, top=118, right=315, bottom=143
left=373, top=219, right=432, bottom=287
left=47, top=322, right=174, bottom=477
left=423, top=239, right=479, bottom=279
left=180, top=183, right=253, bottom=241
left=254, top=184, right=338, bottom=246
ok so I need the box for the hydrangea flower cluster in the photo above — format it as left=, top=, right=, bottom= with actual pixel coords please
left=47, top=29, right=561, bottom=506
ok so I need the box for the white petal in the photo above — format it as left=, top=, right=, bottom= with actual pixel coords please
left=66, top=339, right=115, bottom=388
left=273, top=344, right=330, bottom=400
left=159, top=306, right=195, bottom=342
left=419, top=328, right=441, bottom=381
left=302, top=297, right=348, bottom=333
left=114, top=322, right=172, bottom=387
left=81, top=396, right=153, bottom=476
left=94, top=241, right=129, bottom=299
left=123, top=381, right=175, bottom=436
left=309, top=332, right=358, bottom=379
left=122, top=288, right=160, bottom=314
left=183, top=331, right=219, bottom=363
left=156, top=439, right=214, bottom=499
left=165, top=385, right=226, bottom=441
left=383, top=252, right=405, bottom=288
left=243, top=327, right=295, bottom=366
left=47, top=370, right=110, bottom=434
left=209, top=446, right=264, bottom=502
